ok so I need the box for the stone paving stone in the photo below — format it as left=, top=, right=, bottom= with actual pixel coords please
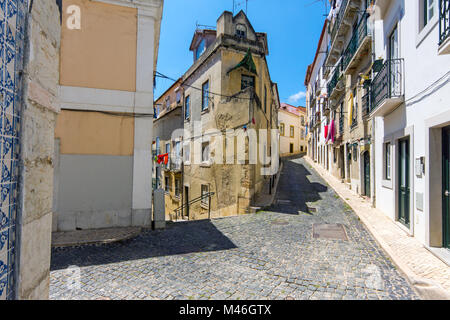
left=49, top=157, right=419, bottom=300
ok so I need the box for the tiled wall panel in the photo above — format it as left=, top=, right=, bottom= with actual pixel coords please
left=0, top=0, right=26, bottom=300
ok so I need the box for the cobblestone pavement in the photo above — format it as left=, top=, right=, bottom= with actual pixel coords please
left=50, top=156, right=419, bottom=300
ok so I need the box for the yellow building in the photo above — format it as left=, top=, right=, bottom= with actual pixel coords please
left=53, top=0, right=164, bottom=231
left=279, top=103, right=307, bottom=156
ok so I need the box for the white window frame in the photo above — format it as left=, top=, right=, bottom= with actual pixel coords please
left=416, top=0, right=438, bottom=47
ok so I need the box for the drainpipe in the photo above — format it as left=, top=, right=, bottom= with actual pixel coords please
left=370, top=9, right=376, bottom=207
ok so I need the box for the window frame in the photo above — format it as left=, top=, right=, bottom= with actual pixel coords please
left=241, top=74, right=255, bottom=90
left=202, top=80, right=210, bottom=111
left=290, top=125, right=295, bottom=138
left=384, top=142, right=392, bottom=181
left=201, top=141, right=210, bottom=163
left=201, top=184, right=209, bottom=206
left=280, top=123, right=285, bottom=136
left=185, top=95, right=190, bottom=120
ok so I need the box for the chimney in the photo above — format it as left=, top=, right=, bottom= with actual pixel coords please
left=216, top=11, right=233, bottom=37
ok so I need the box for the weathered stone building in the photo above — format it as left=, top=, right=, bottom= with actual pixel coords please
left=153, top=79, right=184, bottom=220
left=154, top=10, right=280, bottom=220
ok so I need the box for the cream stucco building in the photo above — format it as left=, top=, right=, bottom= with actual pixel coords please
left=279, top=103, right=307, bottom=156
left=53, top=0, right=164, bottom=231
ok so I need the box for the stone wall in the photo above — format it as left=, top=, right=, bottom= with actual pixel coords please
left=17, top=1, right=60, bottom=299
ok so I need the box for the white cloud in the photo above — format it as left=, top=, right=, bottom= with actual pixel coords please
left=288, top=90, right=306, bottom=103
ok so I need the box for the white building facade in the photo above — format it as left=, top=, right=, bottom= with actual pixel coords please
left=371, top=0, right=450, bottom=252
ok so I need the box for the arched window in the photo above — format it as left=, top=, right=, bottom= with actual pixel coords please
left=236, top=24, right=247, bottom=38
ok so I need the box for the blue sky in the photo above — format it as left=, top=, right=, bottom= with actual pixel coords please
left=154, top=0, right=328, bottom=107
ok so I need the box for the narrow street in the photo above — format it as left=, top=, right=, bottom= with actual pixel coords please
left=50, top=156, right=418, bottom=300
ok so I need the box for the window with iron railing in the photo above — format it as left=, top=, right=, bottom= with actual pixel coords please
left=439, top=0, right=450, bottom=46
left=342, top=13, right=370, bottom=72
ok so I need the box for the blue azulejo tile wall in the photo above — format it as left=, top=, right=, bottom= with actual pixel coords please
left=0, top=0, right=26, bottom=300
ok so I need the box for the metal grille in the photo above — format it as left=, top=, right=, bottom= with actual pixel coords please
left=440, top=0, right=450, bottom=46
left=371, top=59, right=404, bottom=112
left=342, top=13, right=369, bottom=72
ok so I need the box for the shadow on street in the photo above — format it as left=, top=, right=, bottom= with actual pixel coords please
left=51, top=219, right=237, bottom=271
left=266, top=155, right=328, bottom=215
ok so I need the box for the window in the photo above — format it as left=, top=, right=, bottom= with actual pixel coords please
left=300, top=129, right=305, bottom=140
left=280, top=123, right=285, bottom=136
left=236, top=24, right=247, bottom=38
left=264, top=85, right=267, bottom=114
left=202, top=81, right=209, bottom=111
left=175, top=179, right=181, bottom=198
left=166, top=143, right=171, bottom=167
left=176, top=91, right=181, bottom=104
left=185, top=95, right=190, bottom=120
left=165, top=97, right=171, bottom=109
left=201, top=184, right=209, bottom=206
left=241, top=75, right=255, bottom=90
left=202, top=142, right=210, bottom=163
left=184, top=142, right=191, bottom=163
left=290, top=126, right=295, bottom=138
left=385, top=142, right=391, bottom=180
left=301, top=116, right=305, bottom=126
left=156, top=137, right=160, bottom=154
left=164, top=176, right=170, bottom=193
left=351, top=88, right=358, bottom=127
left=196, top=39, right=206, bottom=61
left=423, top=0, right=435, bottom=28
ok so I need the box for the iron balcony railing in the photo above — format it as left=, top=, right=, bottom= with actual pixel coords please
left=339, top=113, right=344, bottom=135
left=170, top=159, right=182, bottom=172
left=440, top=0, right=450, bottom=46
left=327, top=59, right=344, bottom=97
left=342, top=13, right=369, bottom=72
left=330, top=0, right=350, bottom=47
left=370, top=58, right=405, bottom=112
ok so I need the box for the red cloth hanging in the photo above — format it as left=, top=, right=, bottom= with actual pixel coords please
left=157, top=153, right=169, bottom=164
left=324, top=125, right=329, bottom=139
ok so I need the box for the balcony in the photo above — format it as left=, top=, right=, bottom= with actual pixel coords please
left=374, top=0, right=392, bottom=19
left=369, top=59, right=405, bottom=117
left=362, top=89, right=371, bottom=118
left=439, top=0, right=450, bottom=54
left=325, top=0, right=361, bottom=69
left=327, top=59, right=345, bottom=101
left=164, top=158, right=182, bottom=172
left=342, top=13, right=372, bottom=74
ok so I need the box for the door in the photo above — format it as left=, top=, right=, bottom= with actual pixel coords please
left=398, top=138, right=410, bottom=227
left=364, top=151, right=371, bottom=197
left=443, top=126, right=450, bottom=248
left=290, top=143, right=294, bottom=154
left=184, top=186, right=190, bottom=219
left=388, top=26, right=401, bottom=97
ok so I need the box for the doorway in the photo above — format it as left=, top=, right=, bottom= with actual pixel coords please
left=290, top=143, right=294, bottom=154
left=363, top=151, right=371, bottom=197
left=398, top=137, right=410, bottom=227
left=443, top=126, right=450, bottom=248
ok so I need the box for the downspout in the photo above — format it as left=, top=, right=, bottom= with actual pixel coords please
left=370, top=8, right=376, bottom=207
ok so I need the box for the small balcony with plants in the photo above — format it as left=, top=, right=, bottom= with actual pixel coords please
left=439, top=0, right=450, bottom=54
left=369, top=58, right=405, bottom=117
left=342, top=13, right=372, bottom=74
